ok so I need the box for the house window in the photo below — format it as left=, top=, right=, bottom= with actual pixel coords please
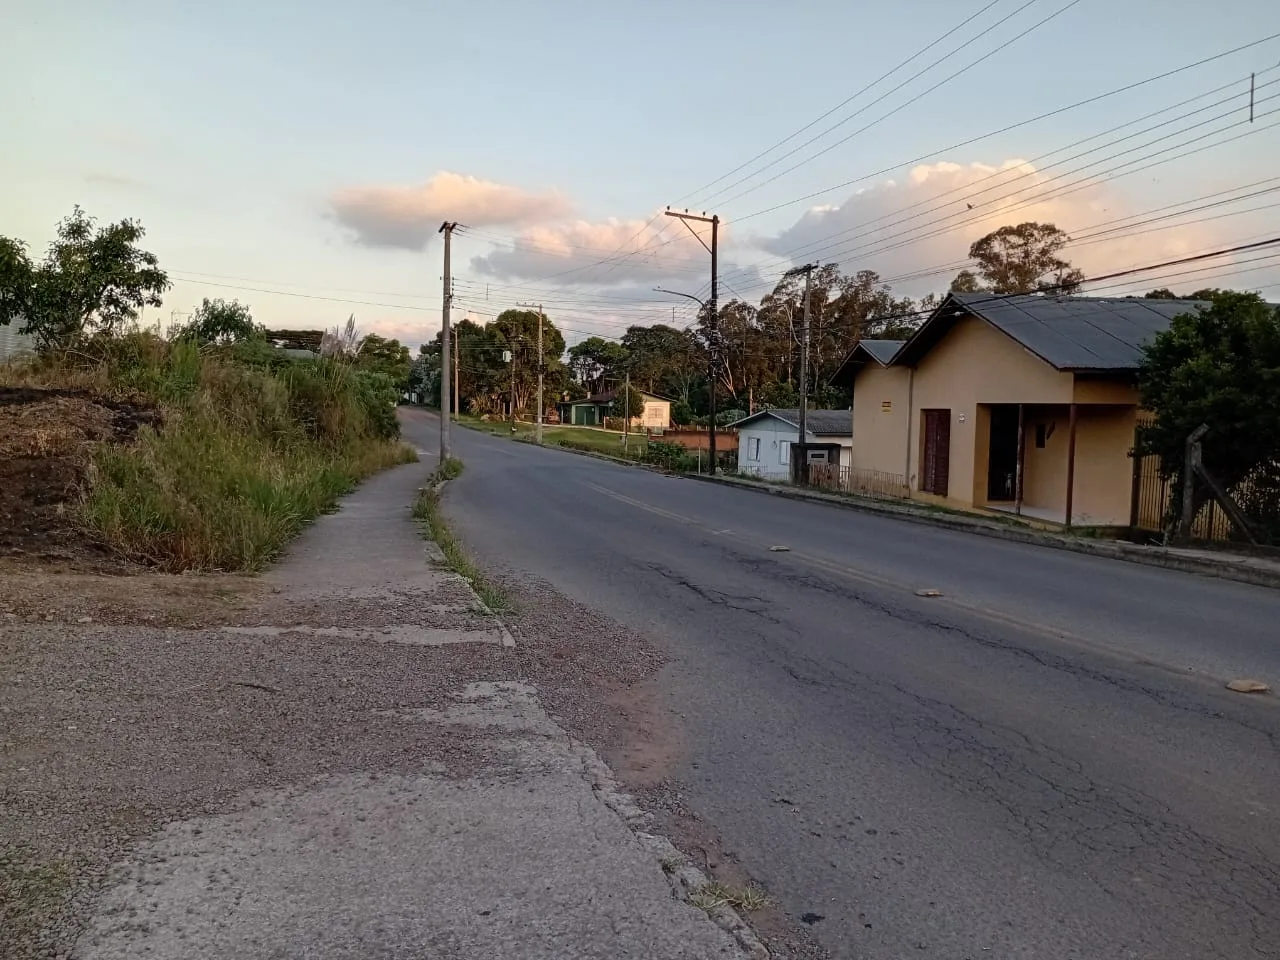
left=747, top=437, right=761, bottom=461
left=779, top=442, right=790, bottom=465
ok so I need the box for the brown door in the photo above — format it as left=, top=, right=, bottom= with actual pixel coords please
left=921, top=409, right=950, bottom=496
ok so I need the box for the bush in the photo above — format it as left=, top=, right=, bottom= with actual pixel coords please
left=66, top=334, right=413, bottom=571
left=644, top=439, right=698, bottom=472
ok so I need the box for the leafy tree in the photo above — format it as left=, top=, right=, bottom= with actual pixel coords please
left=357, top=333, right=412, bottom=388
left=0, top=206, right=169, bottom=350
left=179, top=298, right=258, bottom=345
left=610, top=383, right=647, bottom=421
left=1138, top=292, right=1280, bottom=538
left=567, top=336, right=627, bottom=394
left=1144, top=288, right=1178, bottom=300
left=959, top=221, right=1084, bottom=295
left=949, top=269, right=987, bottom=293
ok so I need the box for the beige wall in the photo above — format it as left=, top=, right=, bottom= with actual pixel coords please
left=849, top=313, right=1141, bottom=524
left=907, top=315, right=1073, bottom=507
left=638, top=399, right=670, bottom=429
left=850, top=364, right=912, bottom=478
left=1072, top=405, right=1138, bottom=525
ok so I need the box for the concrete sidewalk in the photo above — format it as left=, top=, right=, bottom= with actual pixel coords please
left=51, top=461, right=758, bottom=960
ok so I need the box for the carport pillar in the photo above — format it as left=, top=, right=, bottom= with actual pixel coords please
left=1065, top=403, right=1079, bottom=527
left=1014, top=404, right=1025, bottom=516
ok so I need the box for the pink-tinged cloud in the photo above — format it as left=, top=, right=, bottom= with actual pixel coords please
left=469, top=213, right=743, bottom=288
left=331, top=172, right=572, bottom=251
left=754, top=160, right=1230, bottom=297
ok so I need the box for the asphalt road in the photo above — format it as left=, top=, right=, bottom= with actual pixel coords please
left=403, top=412, right=1280, bottom=960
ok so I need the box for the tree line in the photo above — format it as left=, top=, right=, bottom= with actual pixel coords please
left=423, top=219, right=1097, bottom=423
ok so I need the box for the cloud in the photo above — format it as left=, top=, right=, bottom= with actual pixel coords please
left=468, top=213, right=757, bottom=291
left=753, top=160, right=1225, bottom=296
left=331, top=172, right=572, bottom=251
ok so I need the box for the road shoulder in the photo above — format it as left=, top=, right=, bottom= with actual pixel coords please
left=1, top=460, right=764, bottom=960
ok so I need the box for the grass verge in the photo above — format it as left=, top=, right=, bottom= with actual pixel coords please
left=413, top=462, right=510, bottom=614
left=5, top=333, right=415, bottom=571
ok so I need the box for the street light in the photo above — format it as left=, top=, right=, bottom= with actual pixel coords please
left=655, top=287, right=721, bottom=474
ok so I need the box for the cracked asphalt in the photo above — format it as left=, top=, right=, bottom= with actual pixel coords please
left=403, top=411, right=1280, bottom=960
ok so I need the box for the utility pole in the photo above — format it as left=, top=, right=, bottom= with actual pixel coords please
left=518, top=302, right=545, bottom=444
left=509, top=346, right=517, bottom=431
left=623, top=370, right=630, bottom=452
left=437, top=221, right=458, bottom=461
left=786, top=263, right=818, bottom=484
left=664, top=208, right=719, bottom=471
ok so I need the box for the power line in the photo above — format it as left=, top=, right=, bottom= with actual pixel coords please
left=725, top=32, right=1280, bottom=225
left=675, top=0, right=1007, bottom=205
left=704, top=0, right=1084, bottom=208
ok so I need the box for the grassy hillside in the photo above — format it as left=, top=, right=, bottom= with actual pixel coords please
left=2, top=332, right=414, bottom=572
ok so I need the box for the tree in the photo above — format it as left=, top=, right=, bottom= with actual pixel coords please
left=962, top=221, right=1084, bottom=295
left=1137, top=292, right=1280, bottom=539
left=949, top=269, right=987, bottom=293
left=1144, top=288, right=1178, bottom=300
left=567, top=336, right=627, bottom=394
left=357, top=334, right=412, bottom=388
left=610, top=383, right=646, bottom=422
left=0, top=206, right=169, bottom=350
left=179, top=298, right=258, bottom=344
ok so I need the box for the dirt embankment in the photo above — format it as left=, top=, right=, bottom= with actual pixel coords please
left=0, top=386, right=157, bottom=569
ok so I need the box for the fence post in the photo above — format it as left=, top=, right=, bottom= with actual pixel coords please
left=1177, top=423, right=1210, bottom=541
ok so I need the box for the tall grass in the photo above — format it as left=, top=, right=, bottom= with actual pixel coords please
left=15, top=332, right=415, bottom=571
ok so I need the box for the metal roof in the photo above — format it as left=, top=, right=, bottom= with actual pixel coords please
left=897, top=293, right=1207, bottom=371
left=729, top=408, right=851, bottom=436
left=856, top=339, right=906, bottom=366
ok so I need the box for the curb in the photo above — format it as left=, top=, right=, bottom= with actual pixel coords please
left=456, top=421, right=1280, bottom=591
left=684, top=473, right=1280, bottom=591
left=576, top=746, right=770, bottom=959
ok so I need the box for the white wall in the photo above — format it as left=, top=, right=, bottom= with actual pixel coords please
left=738, top=419, right=798, bottom=481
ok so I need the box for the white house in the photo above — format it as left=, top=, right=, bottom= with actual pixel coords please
left=730, top=409, right=854, bottom=482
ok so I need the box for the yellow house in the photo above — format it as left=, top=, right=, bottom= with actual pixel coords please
left=841, top=293, right=1206, bottom=527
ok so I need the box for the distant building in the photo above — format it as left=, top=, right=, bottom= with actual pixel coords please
left=0, top=322, right=35, bottom=362
left=730, top=408, right=853, bottom=482
left=557, top=389, right=672, bottom=429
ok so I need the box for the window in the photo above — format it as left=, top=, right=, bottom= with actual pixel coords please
left=779, top=442, right=790, bottom=465
left=747, top=437, right=761, bottom=461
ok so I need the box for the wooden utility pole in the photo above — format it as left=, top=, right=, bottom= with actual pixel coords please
left=518, top=302, right=545, bottom=444
left=437, top=221, right=458, bottom=461
left=786, top=263, right=818, bottom=484
left=623, top=370, right=631, bottom=452
left=665, top=208, right=719, bottom=472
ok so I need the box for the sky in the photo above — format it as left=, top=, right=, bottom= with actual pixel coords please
left=3, top=0, right=1279, bottom=349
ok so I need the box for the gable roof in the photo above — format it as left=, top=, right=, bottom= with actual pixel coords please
left=729, top=408, right=851, bottom=436
left=568, top=388, right=675, bottom=406
left=895, top=292, right=1207, bottom=372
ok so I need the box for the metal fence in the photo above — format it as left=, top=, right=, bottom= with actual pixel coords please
left=807, top=464, right=911, bottom=500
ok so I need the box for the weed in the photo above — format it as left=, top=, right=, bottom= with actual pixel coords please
left=412, top=481, right=511, bottom=615
left=0, top=855, right=72, bottom=945
left=688, top=880, right=771, bottom=913
left=437, top=457, right=464, bottom=481
left=659, top=852, right=687, bottom=873
left=40, top=332, right=418, bottom=571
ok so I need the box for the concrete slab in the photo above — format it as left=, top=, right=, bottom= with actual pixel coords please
left=74, top=682, right=746, bottom=960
